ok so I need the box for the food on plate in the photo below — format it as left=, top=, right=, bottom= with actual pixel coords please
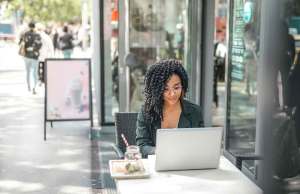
left=125, top=161, right=143, bottom=174
left=112, top=160, right=145, bottom=174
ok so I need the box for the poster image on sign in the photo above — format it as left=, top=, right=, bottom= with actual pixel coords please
left=45, top=59, right=91, bottom=120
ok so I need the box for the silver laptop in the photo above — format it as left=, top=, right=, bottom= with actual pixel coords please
left=155, top=127, right=223, bottom=171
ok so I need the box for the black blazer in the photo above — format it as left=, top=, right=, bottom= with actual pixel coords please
left=136, top=99, right=204, bottom=157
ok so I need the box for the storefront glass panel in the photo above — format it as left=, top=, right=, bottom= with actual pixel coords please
left=212, top=0, right=228, bottom=127
left=103, top=0, right=119, bottom=123
left=226, top=0, right=260, bottom=173
left=127, top=0, right=191, bottom=112
left=102, top=0, right=197, bottom=122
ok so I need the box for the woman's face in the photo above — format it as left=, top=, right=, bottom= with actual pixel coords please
left=163, top=74, right=183, bottom=106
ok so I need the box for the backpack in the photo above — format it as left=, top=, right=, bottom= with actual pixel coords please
left=59, top=33, right=73, bottom=50
left=273, top=109, right=300, bottom=178
left=23, top=30, right=42, bottom=59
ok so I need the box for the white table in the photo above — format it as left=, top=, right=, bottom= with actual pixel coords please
left=114, top=155, right=262, bottom=194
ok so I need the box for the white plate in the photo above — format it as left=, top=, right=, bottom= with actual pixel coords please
left=109, top=159, right=151, bottom=179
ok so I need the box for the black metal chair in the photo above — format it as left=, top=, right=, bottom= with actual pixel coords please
left=113, top=112, right=138, bottom=158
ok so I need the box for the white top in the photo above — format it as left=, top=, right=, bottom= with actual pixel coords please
left=115, top=155, right=262, bottom=194
left=38, top=31, right=54, bottom=61
left=215, top=42, right=227, bottom=58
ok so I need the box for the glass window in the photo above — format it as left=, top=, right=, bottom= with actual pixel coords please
left=226, top=0, right=261, bottom=174
left=212, top=0, right=228, bottom=127
left=127, top=0, right=191, bottom=112
left=103, top=0, right=119, bottom=123
left=102, top=0, right=194, bottom=120
left=102, top=0, right=196, bottom=121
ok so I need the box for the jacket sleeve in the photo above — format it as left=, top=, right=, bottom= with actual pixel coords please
left=136, top=108, right=155, bottom=158
left=189, top=102, right=204, bottom=127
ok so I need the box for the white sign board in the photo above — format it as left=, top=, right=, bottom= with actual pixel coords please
left=45, top=59, right=91, bottom=120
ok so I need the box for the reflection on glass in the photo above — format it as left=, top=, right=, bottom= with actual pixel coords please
left=128, top=0, right=189, bottom=112
left=272, top=0, right=300, bottom=188
left=212, top=0, right=227, bottom=127
left=227, top=0, right=260, bottom=173
left=103, top=0, right=119, bottom=122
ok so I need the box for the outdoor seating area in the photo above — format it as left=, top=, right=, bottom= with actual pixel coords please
left=1, top=0, right=300, bottom=193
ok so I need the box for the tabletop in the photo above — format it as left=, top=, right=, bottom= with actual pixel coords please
left=114, top=155, right=263, bottom=194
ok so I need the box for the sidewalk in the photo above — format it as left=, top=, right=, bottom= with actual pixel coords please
left=0, top=62, right=121, bottom=194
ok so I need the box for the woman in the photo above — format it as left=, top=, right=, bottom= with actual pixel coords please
left=136, top=59, right=204, bottom=157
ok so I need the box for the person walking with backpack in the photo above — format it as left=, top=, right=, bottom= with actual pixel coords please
left=20, top=22, right=42, bottom=94
left=59, top=25, right=74, bottom=58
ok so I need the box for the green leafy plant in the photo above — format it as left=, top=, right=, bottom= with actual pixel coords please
left=4, top=0, right=82, bottom=23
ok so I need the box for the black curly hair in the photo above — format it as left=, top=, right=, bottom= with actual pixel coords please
left=143, top=59, right=188, bottom=123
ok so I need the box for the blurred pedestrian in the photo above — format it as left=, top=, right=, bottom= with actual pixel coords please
left=36, top=23, right=54, bottom=84
left=20, top=21, right=42, bottom=94
left=59, top=25, right=74, bottom=58
left=52, top=28, right=59, bottom=56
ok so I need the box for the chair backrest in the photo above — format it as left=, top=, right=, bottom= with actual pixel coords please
left=115, top=112, right=138, bottom=154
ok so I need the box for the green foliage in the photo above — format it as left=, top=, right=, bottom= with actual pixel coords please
left=6, top=0, right=82, bottom=22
